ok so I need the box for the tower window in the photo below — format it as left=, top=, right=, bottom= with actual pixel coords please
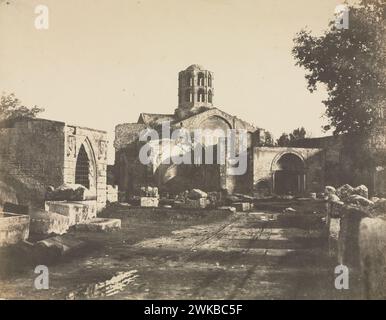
left=198, top=89, right=205, bottom=102
left=185, top=89, right=193, bottom=102
left=197, top=73, right=205, bottom=86
left=208, top=74, right=212, bottom=86
left=208, top=90, right=213, bottom=103
left=187, top=75, right=193, bottom=86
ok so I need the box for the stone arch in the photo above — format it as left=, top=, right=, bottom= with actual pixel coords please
left=75, top=137, right=97, bottom=195
left=271, top=152, right=306, bottom=195
left=197, top=72, right=205, bottom=86
left=197, top=88, right=205, bottom=102
left=185, top=89, right=193, bottom=102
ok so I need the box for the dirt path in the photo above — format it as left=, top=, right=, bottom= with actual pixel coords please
left=0, top=209, right=362, bottom=299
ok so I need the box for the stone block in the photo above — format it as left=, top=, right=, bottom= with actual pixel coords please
left=233, top=202, right=251, bottom=212
left=0, top=213, right=30, bottom=247
left=184, top=198, right=209, bottom=209
left=29, top=209, right=70, bottom=235
left=45, top=200, right=97, bottom=226
left=140, top=197, right=159, bottom=207
left=46, top=183, right=96, bottom=201
left=188, top=189, right=208, bottom=200
left=36, top=236, right=86, bottom=255
left=75, top=218, right=121, bottom=232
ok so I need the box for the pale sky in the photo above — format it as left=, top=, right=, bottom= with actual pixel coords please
left=0, top=0, right=351, bottom=163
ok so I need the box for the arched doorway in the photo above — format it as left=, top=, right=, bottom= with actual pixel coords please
left=75, top=144, right=90, bottom=188
left=272, top=153, right=305, bottom=195
left=74, top=140, right=97, bottom=197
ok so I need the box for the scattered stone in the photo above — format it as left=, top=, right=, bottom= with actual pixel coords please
left=353, top=185, right=369, bottom=199
left=75, top=218, right=121, bottom=232
left=372, top=199, right=386, bottom=216
left=233, top=202, right=251, bottom=212
left=45, top=184, right=95, bottom=201
left=327, top=194, right=341, bottom=202
left=188, top=189, right=208, bottom=200
left=218, top=206, right=236, bottom=213
left=283, top=207, right=296, bottom=213
left=140, top=197, right=159, bottom=207
left=233, top=193, right=255, bottom=202
left=346, top=194, right=374, bottom=207
left=370, top=197, right=380, bottom=203
left=310, top=193, right=317, bottom=200
left=324, top=186, right=336, bottom=197
left=183, top=198, right=209, bottom=209
left=29, top=209, right=70, bottom=235
left=36, top=236, right=86, bottom=255
left=336, top=184, right=354, bottom=201
left=139, top=186, right=159, bottom=198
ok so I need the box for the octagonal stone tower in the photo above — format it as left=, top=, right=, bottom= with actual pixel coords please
left=175, top=64, right=214, bottom=119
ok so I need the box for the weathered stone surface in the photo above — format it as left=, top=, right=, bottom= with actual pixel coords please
left=106, top=185, right=118, bottom=203
left=140, top=197, right=159, bottom=207
left=346, top=194, right=374, bottom=207
left=45, top=200, right=97, bottom=226
left=218, top=206, right=236, bottom=213
left=327, top=194, right=341, bottom=202
left=359, top=217, right=386, bottom=299
left=233, top=202, right=251, bottom=212
left=0, top=213, right=30, bottom=247
left=324, top=186, right=336, bottom=196
left=353, top=185, right=369, bottom=199
left=36, top=236, right=86, bottom=255
left=46, top=184, right=95, bottom=201
left=372, top=199, right=386, bottom=216
left=29, top=209, right=70, bottom=235
left=336, top=184, right=354, bottom=201
left=188, top=189, right=208, bottom=200
left=75, top=218, right=121, bottom=232
left=183, top=198, right=209, bottom=209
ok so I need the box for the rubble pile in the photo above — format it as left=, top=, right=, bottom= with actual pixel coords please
left=324, top=184, right=385, bottom=218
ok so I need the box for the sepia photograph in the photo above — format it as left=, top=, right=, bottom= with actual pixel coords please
left=0, top=0, right=385, bottom=307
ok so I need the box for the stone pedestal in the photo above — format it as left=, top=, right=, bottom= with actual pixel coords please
left=45, top=200, right=97, bottom=226
left=140, top=197, right=159, bottom=207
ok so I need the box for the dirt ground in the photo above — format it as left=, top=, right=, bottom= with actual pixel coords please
left=0, top=202, right=363, bottom=300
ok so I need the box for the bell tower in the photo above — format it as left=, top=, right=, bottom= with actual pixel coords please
left=175, top=64, right=214, bottom=119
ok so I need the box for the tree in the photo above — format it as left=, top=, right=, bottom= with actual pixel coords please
left=289, top=127, right=306, bottom=142
left=261, top=130, right=275, bottom=146
left=0, top=93, right=44, bottom=122
left=292, top=0, right=386, bottom=135
left=277, top=133, right=290, bottom=147
left=277, top=127, right=307, bottom=146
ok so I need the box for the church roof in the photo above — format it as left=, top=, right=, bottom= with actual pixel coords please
left=138, top=113, right=175, bottom=126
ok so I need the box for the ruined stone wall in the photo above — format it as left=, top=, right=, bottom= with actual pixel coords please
left=0, top=119, right=108, bottom=211
left=0, top=119, right=66, bottom=207
left=252, top=147, right=324, bottom=195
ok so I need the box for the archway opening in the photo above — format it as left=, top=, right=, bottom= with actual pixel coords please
left=75, top=144, right=90, bottom=189
left=273, top=153, right=305, bottom=195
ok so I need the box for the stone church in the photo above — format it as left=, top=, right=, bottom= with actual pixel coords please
left=114, top=65, right=325, bottom=198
